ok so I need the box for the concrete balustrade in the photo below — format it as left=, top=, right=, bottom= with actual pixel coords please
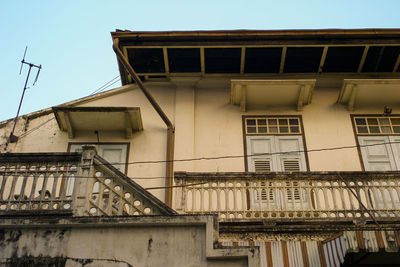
left=174, top=172, right=400, bottom=221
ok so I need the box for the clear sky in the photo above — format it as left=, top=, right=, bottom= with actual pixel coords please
left=1, top=0, right=400, bottom=121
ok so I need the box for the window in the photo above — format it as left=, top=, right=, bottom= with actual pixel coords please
left=70, top=143, right=128, bottom=173
left=67, top=143, right=129, bottom=196
left=353, top=116, right=400, bottom=170
left=244, top=116, right=308, bottom=208
left=353, top=116, right=400, bottom=209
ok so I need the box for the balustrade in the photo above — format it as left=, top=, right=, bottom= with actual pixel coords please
left=0, top=148, right=172, bottom=216
left=0, top=153, right=80, bottom=213
left=174, top=172, right=400, bottom=221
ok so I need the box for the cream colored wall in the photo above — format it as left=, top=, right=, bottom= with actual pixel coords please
left=1, top=76, right=393, bottom=203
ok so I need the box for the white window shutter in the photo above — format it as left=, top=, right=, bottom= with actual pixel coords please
left=358, top=136, right=396, bottom=171
left=275, top=136, right=306, bottom=172
left=98, top=145, right=127, bottom=173
left=246, top=136, right=274, bottom=172
left=70, top=144, right=128, bottom=173
left=389, top=136, right=400, bottom=170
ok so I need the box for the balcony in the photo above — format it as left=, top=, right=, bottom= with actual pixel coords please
left=174, top=171, right=400, bottom=229
left=0, top=147, right=175, bottom=217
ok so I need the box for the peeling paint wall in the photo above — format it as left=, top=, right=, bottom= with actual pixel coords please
left=0, top=217, right=250, bottom=267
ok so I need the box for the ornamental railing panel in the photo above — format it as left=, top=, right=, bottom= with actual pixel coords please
left=0, top=148, right=175, bottom=216
left=174, top=172, right=400, bottom=221
left=0, top=153, right=80, bottom=213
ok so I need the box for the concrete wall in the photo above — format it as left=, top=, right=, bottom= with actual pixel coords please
left=0, top=76, right=394, bottom=201
left=0, top=215, right=255, bottom=267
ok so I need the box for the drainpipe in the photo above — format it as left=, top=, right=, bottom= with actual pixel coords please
left=113, top=38, right=175, bottom=207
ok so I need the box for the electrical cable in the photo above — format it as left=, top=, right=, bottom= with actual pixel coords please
left=75, top=140, right=400, bottom=167
left=18, top=117, right=55, bottom=139
left=14, top=76, right=122, bottom=141
left=89, top=75, right=120, bottom=95
left=92, top=78, right=121, bottom=95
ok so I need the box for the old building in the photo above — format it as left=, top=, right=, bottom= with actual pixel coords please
left=1, top=29, right=400, bottom=266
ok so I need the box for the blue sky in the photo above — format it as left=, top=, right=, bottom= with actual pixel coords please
left=1, top=0, right=400, bottom=121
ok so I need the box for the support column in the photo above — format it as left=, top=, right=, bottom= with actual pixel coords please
left=172, top=78, right=198, bottom=172
left=72, top=145, right=97, bottom=216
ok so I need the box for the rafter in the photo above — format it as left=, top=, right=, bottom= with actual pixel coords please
left=318, top=46, right=328, bottom=73
left=358, top=46, right=369, bottom=73
left=279, top=47, right=287, bottom=73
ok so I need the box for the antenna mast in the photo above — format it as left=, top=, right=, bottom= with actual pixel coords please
left=8, top=46, right=42, bottom=143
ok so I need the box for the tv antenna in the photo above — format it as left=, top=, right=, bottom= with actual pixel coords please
left=8, top=46, right=42, bottom=143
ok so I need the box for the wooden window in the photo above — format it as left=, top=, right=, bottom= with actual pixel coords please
left=354, top=116, right=400, bottom=135
left=245, top=117, right=307, bottom=208
left=67, top=143, right=129, bottom=196
left=245, top=117, right=301, bottom=135
left=353, top=116, right=400, bottom=209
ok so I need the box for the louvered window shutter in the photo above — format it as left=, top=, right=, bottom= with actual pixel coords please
left=389, top=136, right=400, bottom=170
left=275, top=136, right=306, bottom=205
left=246, top=136, right=274, bottom=172
left=358, top=136, right=396, bottom=171
left=247, top=135, right=307, bottom=208
left=254, top=160, right=271, bottom=172
left=359, top=136, right=400, bottom=210
left=275, top=136, right=306, bottom=172
left=283, top=160, right=301, bottom=172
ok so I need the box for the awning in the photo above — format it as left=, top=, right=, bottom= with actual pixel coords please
left=337, top=79, right=400, bottom=110
left=52, top=106, right=143, bottom=139
left=230, top=79, right=316, bottom=111
left=221, top=230, right=400, bottom=267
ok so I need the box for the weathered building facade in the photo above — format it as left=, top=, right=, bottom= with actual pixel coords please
left=2, top=29, right=400, bottom=266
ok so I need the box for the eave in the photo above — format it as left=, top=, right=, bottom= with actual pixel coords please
left=111, top=29, right=400, bottom=85
left=230, top=79, right=315, bottom=111
left=52, top=106, right=143, bottom=139
left=337, top=79, right=400, bottom=110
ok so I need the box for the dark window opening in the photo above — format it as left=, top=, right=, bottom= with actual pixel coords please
left=127, top=48, right=165, bottom=73
left=244, top=47, right=282, bottom=73
left=284, top=47, right=323, bottom=73
left=323, top=46, right=364, bottom=72
left=205, top=48, right=241, bottom=73
left=168, top=48, right=201, bottom=72
left=362, top=46, right=400, bottom=72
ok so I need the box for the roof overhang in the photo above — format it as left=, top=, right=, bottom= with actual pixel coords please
left=231, top=79, right=315, bottom=111
left=111, top=29, right=400, bottom=85
left=52, top=107, right=143, bottom=139
left=337, top=79, right=400, bottom=110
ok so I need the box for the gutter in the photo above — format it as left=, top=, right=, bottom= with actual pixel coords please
left=112, top=38, right=175, bottom=207
left=111, top=28, right=400, bottom=40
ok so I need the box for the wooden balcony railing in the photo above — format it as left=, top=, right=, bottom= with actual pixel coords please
left=174, top=172, right=400, bottom=222
left=0, top=147, right=175, bottom=216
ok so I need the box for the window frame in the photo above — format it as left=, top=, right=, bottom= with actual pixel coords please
left=67, top=142, right=130, bottom=174
left=242, top=115, right=310, bottom=172
left=351, top=114, right=400, bottom=171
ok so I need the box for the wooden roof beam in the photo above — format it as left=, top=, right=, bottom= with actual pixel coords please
left=200, top=47, right=205, bottom=75
left=318, top=46, right=328, bottom=73
left=163, top=47, right=170, bottom=75
left=358, top=46, right=369, bottom=73
left=394, top=54, right=400, bottom=72
left=240, top=47, right=246, bottom=74
left=279, top=47, right=287, bottom=73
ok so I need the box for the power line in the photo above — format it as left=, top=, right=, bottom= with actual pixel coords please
left=78, top=140, right=400, bottom=167
left=95, top=78, right=121, bottom=94
left=89, top=75, right=120, bottom=95
left=15, top=76, right=122, bottom=141
left=18, top=117, right=55, bottom=139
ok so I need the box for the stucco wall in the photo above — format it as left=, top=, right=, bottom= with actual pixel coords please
left=0, top=216, right=253, bottom=267
left=0, top=76, right=394, bottom=202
